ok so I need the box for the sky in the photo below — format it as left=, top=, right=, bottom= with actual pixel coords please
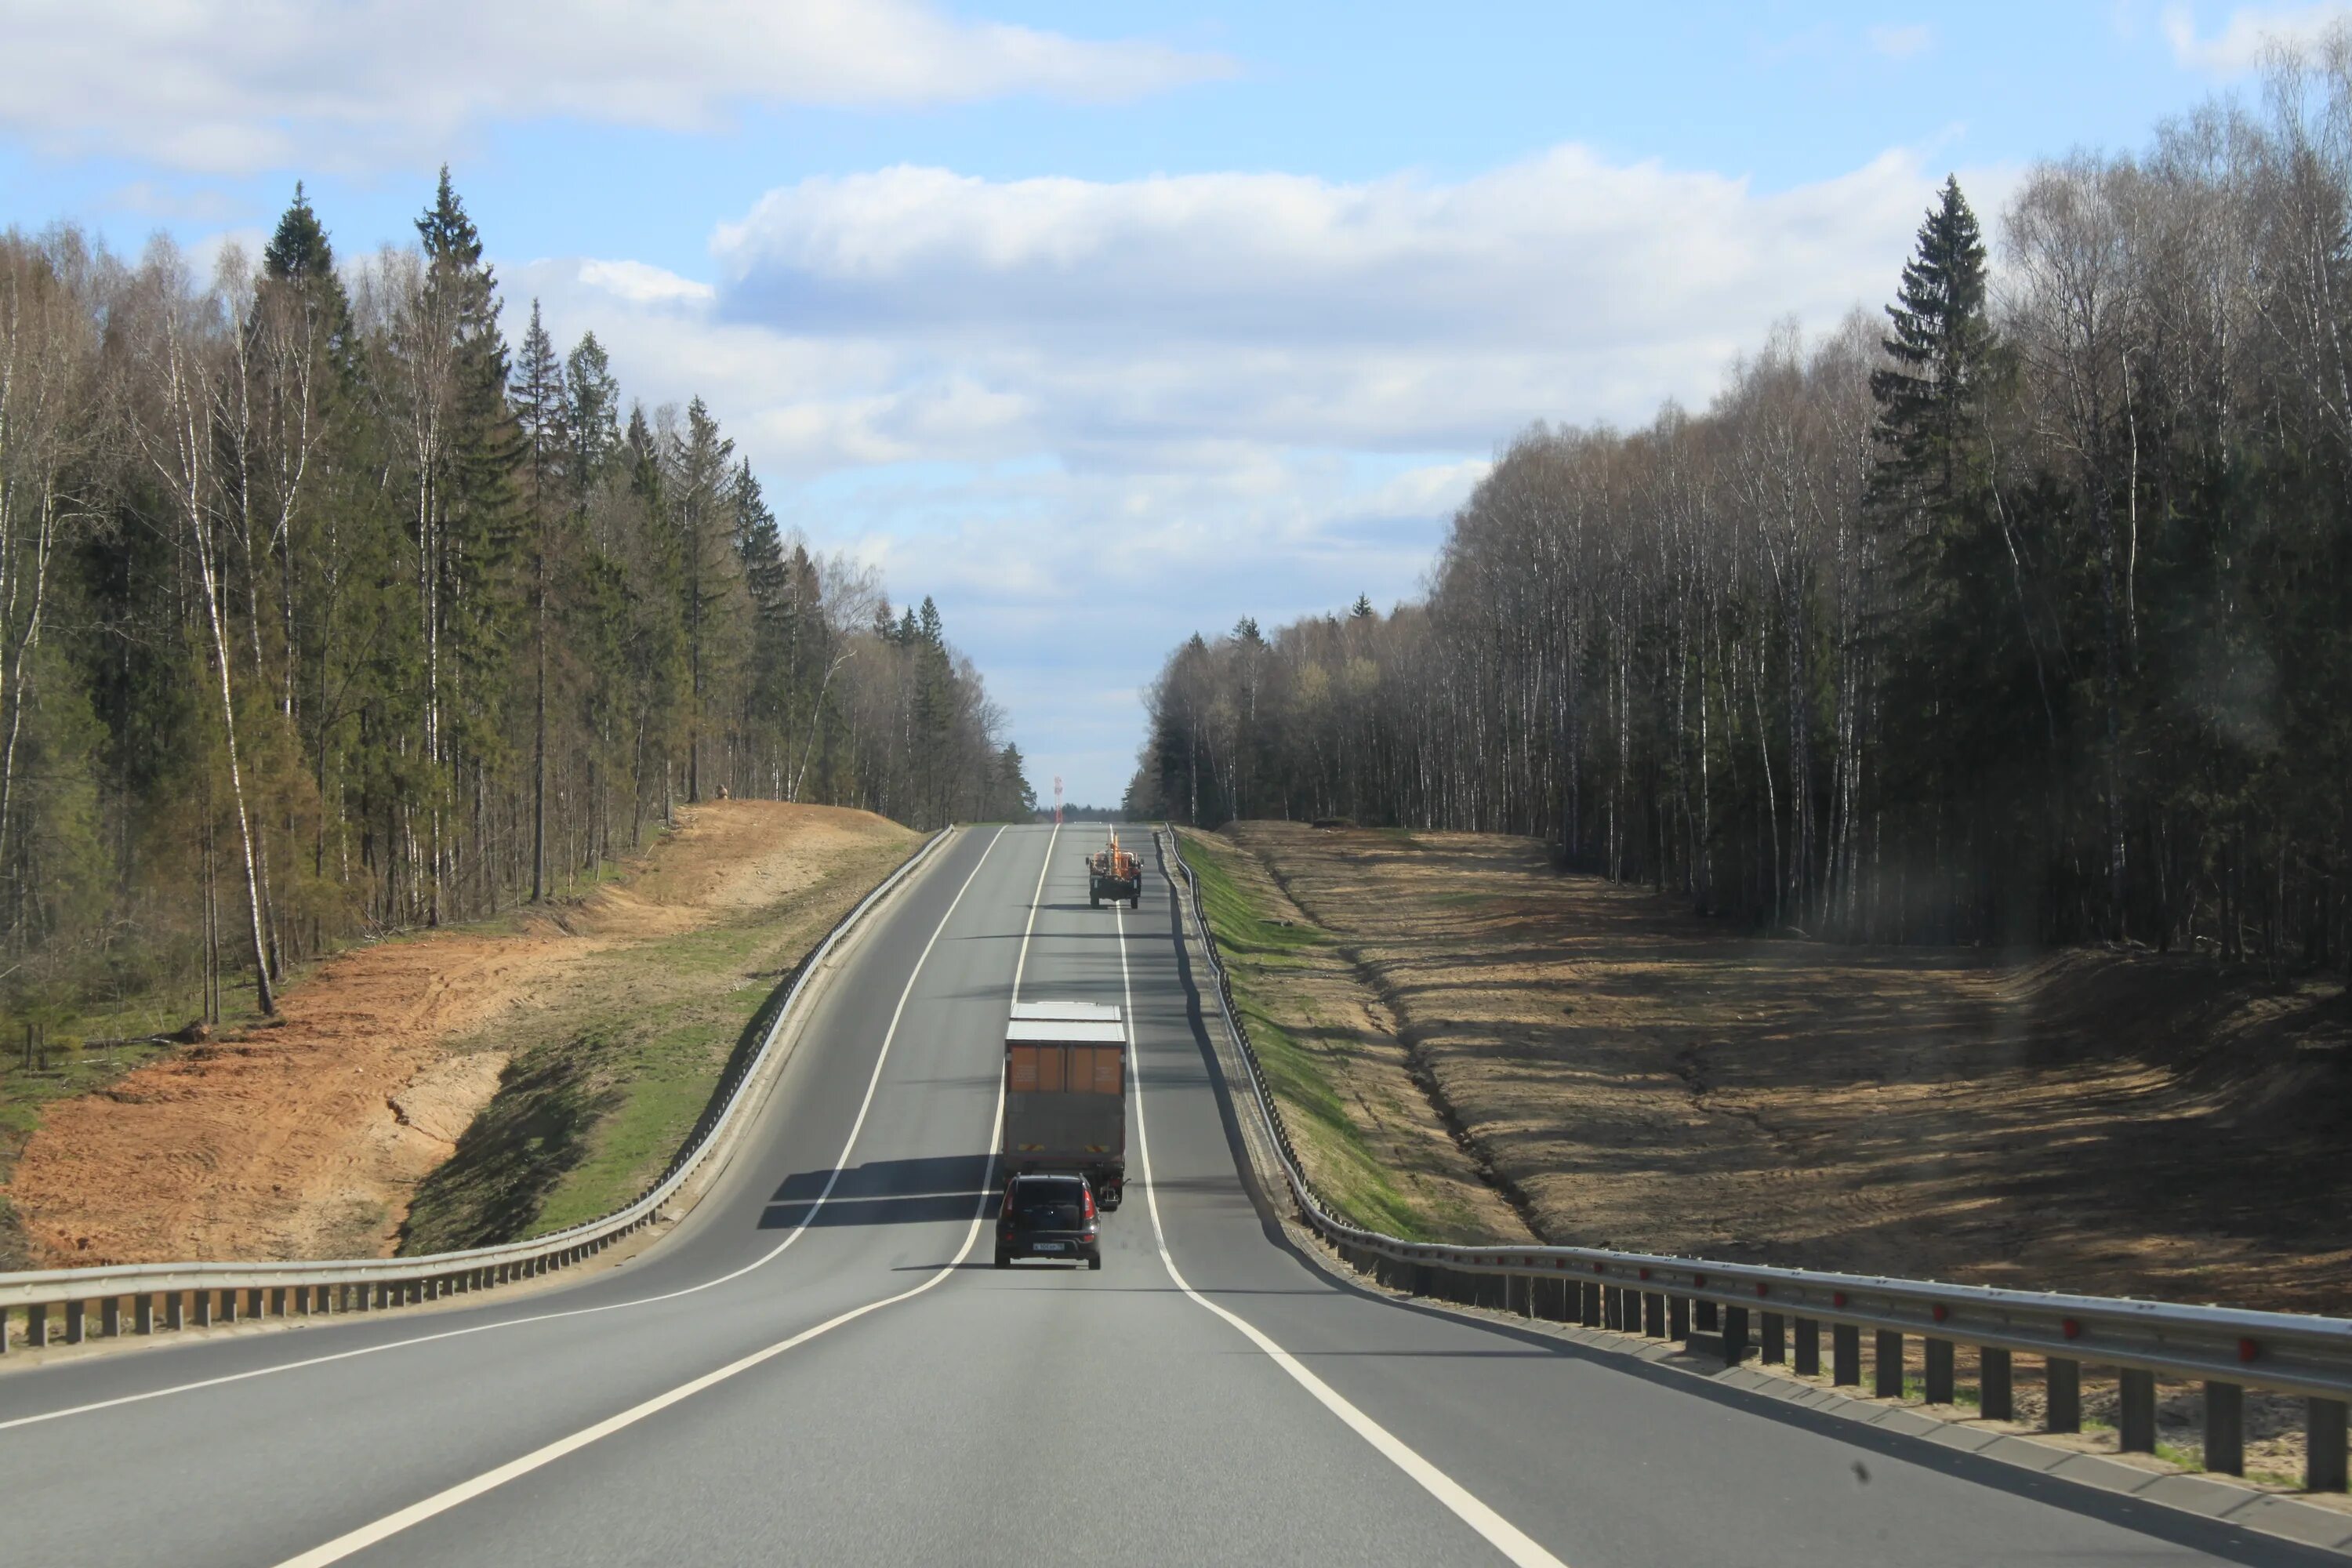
left=0, top=1, right=2332, bottom=803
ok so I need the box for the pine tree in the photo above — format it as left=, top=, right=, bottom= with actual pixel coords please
left=512, top=301, right=568, bottom=898
left=1871, top=175, right=1996, bottom=507
left=564, top=332, right=621, bottom=514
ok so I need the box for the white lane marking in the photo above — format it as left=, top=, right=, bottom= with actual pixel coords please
left=268, top=826, right=1068, bottom=1564
left=1011, top=819, right=1058, bottom=1004
left=1117, top=880, right=1569, bottom=1568
left=0, top=826, right=1012, bottom=1438
left=273, top=1091, right=1007, bottom=1568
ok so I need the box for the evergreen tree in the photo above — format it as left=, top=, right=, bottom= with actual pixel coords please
left=1871, top=176, right=1997, bottom=507
left=564, top=332, right=621, bottom=514
left=512, top=301, right=568, bottom=898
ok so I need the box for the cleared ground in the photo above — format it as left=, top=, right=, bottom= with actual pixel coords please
left=5, top=803, right=914, bottom=1266
left=1204, top=822, right=2352, bottom=1317
left=1177, top=829, right=1530, bottom=1246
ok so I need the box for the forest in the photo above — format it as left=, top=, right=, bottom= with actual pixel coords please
left=0, top=172, right=1031, bottom=1030
left=1132, top=48, right=2352, bottom=964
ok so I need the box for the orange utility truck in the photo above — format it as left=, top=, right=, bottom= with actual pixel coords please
left=1087, top=831, right=1142, bottom=909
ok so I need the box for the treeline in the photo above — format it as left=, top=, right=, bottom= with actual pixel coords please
left=1, top=172, right=1029, bottom=1026
left=1133, top=47, right=2352, bottom=964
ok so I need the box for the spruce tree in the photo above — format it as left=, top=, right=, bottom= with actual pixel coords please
left=1870, top=175, right=2051, bottom=938
left=564, top=332, right=621, bottom=513
left=263, top=182, right=335, bottom=282
left=512, top=301, right=568, bottom=899
left=1872, top=175, right=1996, bottom=506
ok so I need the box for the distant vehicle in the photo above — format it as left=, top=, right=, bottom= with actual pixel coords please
left=1001, top=1000, right=1126, bottom=1210
left=994, top=1171, right=1101, bottom=1269
left=1088, top=830, right=1142, bottom=908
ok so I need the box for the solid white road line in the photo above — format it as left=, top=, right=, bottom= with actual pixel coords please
left=1117, top=866, right=1569, bottom=1568
left=1011, top=819, right=1059, bottom=1004
left=274, top=1094, right=1006, bottom=1568
left=1, top=825, right=1014, bottom=1438
left=267, top=824, right=1065, bottom=1566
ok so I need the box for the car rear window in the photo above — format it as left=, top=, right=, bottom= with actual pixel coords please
left=1010, top=1180, right=1086, bottom=1228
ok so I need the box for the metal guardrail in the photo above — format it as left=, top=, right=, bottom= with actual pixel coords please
left=0, top=826, right=953, bottom=1355
left=1157, top=826, right=2352, bottom=1491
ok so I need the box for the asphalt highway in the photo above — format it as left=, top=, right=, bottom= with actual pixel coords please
left=0, top=824, right=2328, bottom=1566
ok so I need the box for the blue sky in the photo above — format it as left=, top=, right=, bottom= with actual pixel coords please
left=2, top=1, right=2327, bottom=801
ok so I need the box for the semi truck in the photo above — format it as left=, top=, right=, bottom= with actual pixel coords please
left=1088, top=831, right=1142, bottom=909
left=1000, top=1000, right=1126, bottom=1210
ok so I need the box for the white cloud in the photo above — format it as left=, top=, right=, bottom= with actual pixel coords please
left=574, top=260, right=716, bottom=309
left=2161, top=2, right=2352, bottom=71
left=702, top=146, right=1973, bottom=452
left=2, top=1, right=1230, bottom=175
left=1867, top=23, right=1936, bottom=58
left=509, top=143, right=1996, bottom=798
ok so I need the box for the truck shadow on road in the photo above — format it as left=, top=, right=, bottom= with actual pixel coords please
left=760, top=1153, right=996, bottom=1229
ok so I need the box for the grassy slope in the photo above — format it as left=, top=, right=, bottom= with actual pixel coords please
left=1179, top=829, right=1497, bottom=1242
left=397, top=832, right=916, bottom=1252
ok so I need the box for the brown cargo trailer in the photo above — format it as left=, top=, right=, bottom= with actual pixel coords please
left=1001, top=1000, right=1126, bottom=1209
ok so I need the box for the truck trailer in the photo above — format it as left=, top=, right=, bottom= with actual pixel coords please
left=1087, top=832, right=1142, bottom=909
left=1000, top=1000, right=1126, bottom=1209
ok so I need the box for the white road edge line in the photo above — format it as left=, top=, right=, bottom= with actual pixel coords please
left=2, top=825, right=1012, bottom=1438
left=1118, top=856, right=1569, bottom=1568
left=1013, top=819, right=1060, bottom=1004
left=267, top=823, right=1063, bottom=1566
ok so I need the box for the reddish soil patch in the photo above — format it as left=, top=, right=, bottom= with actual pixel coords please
left=6, top=803, right=906, bottom=1266
left=1221, top=822, right=2352, bottom=1316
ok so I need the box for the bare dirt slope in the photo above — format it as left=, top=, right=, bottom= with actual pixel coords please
left=1221, top=822, right=2352, bottom=1316
left=6, top=803, right=908, bottom=1267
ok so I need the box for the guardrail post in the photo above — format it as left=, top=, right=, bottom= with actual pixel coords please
left=1696, top=1299, right=1720, bottom=1332
left=166, top=1291, right=185, bottom=1331
left=1874, top=1330, right=1904, bottom=1399
left=1926, top=1338, right=1955, bottom=1405
left=2119, top=1368, right=2157, bottom=1453
left=1981, top=1348, right=2013, bottom=1420
left=1668, top=1295, right=1690, bottom=1341
left=1793, top=1317, right=1819, bottom=1376
left=2310, top=1398, right=2349, bottom=1492
left=101, top=1297, right=121, bottom=1337
left=1832, top=1323, right=1860, bottom=1386
left=1602, top=1286, right=1620, bottom=1330
left=196, top=1290, right=214, bottom=1327
left=0, top=1304, right=10, bottom=1354
left=1722, top=1305, right=1749, bottom=1367
left=2045, top=1359, right=2082, bottom=1433
left=27, top=1302, right=47, bottom=1347
left=64, top=1299, right=85, bottom=1343
left=244, top=1287, right=262, bottom=1319
left=1644, top=1293, right=1664, bottom=1337
left=135, top=1294, right=154, bottom=1335
left=1761, top=1312, right=1784, bottom=1364
left=2203, top=1382, right=2243, bottom=1475
left=1581, top=1282, right=1600, bottom=1327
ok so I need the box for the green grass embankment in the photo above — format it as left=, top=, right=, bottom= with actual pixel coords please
left=1177, top=828, right=1490, bottom=1243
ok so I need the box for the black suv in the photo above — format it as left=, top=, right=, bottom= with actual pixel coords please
left=994, top=1173, right=1102, bottom=1269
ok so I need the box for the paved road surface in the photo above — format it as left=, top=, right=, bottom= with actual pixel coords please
left=0, top=825, right=2327, bottom=1566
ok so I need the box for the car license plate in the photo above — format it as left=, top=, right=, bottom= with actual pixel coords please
left=1033, top=1242, right=1065, bottom=1252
